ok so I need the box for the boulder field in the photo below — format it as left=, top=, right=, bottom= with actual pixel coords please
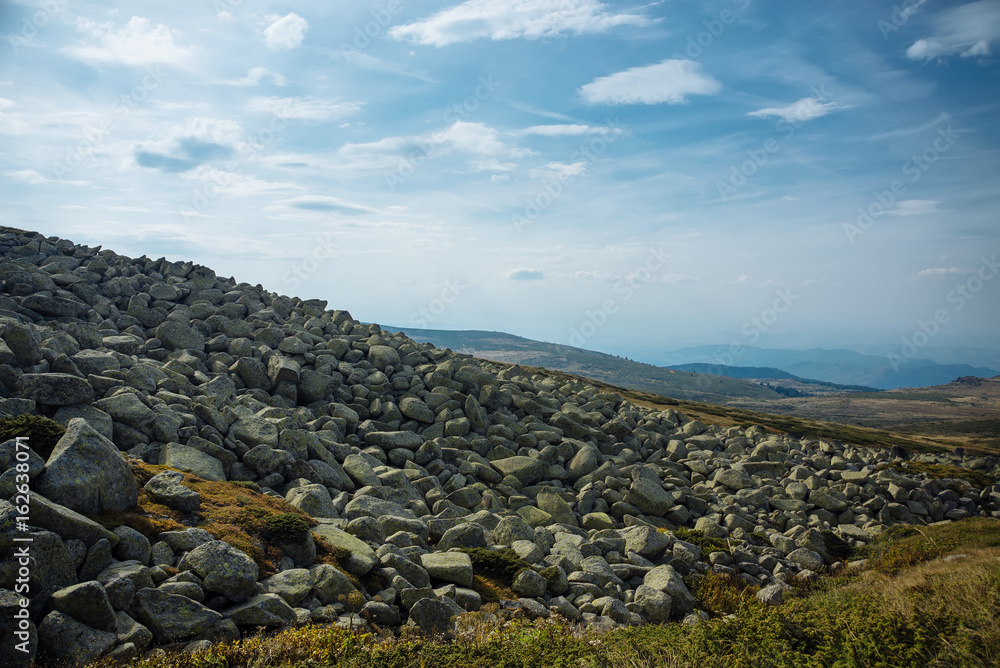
left=1, top=228, right=998, bottom=665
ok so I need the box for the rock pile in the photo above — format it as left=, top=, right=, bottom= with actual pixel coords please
left=1, top=228, right=998, bottom=665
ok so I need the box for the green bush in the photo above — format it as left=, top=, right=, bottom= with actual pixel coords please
left=263, top=512, right=311, bottom=541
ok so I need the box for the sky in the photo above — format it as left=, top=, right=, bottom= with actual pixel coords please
left=1, top=0, right=999, bottom=365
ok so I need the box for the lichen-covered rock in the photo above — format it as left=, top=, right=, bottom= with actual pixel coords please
left=33, top=418, right=138, bottom=514
left=180, top=541, right=258, bottom=603
left=37, top=610, right=116, bottom=666
left=129, top=589, right=223, bottom=642
left=16, top=373, right=94, bottom=406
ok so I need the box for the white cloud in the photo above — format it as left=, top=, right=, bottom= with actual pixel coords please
left=907, top=0, right=1000, bottom=59
left=918, top=267, right=971, bottom=276
left=219, top=67, right=287, bottom=87
left=264, top=13, right=308, bottom=50
left=246, top=96, right=362, bottom=121
left=528, top=161, right=587, bottom=180
left=579, top=60, right=721, bottom=105
left=886, top=199, right=942, bottom=216
left=505, top=268, right=544, bottom=280
left=517, top=124, right=612, bottom=136
left=389, top=0, right=650, bottom=46
left=747, top=97, right=844, bottom=123
left=67, top=16, right=191, bottom=65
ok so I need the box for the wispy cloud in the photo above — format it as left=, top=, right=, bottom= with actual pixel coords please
left=5, top=169, right=90, bottom=186
left=868, top=112, right=949, bottom=141
left=246, top=96, right=363, bottom=121
left=517, top=124, right=615, bottom=136
left=748, top=96, right=845, bottom=123
left=917, top=267, right=971, bottom=277
left=389, top=0, right=650, bottom=46
left=579, top=60, right=721, bottom=105
left=217, top=67, right=288, bottom=87
left=907, top=0, right=1000, bottom=60
left=886, top=199, right=942, bottom=216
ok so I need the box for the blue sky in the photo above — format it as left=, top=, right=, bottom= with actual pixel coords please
left=2, top=0, right=999, bottom=363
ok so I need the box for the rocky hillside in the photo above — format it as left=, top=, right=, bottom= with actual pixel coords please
left=0, top=227, right=998, bottom=667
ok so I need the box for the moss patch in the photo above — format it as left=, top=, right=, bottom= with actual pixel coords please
left=888, top=460, right=993, bottom=490
left=91, top=459, right=321, bottom=576
left=0, top=414, right=65, bottom=460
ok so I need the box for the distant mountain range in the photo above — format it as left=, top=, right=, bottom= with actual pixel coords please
left=655, top=345, right=1000, bottom=390
left=386, top=328, right=999, bottom=393
left=385, top=327, right=878, bottom=402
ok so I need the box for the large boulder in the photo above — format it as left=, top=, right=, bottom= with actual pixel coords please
left=420, top=552, right=474, bottom=587
left=155, top=320, right=205, bottom=351
left=625, top=477, right=674, bottom=516
left=130, top=589, right=223, bottom=642
left=158, top=443, right=226, bottom=482
left=311, top=525, right=376, bottom=575
left=144, top=470, right=201, bottom=513
left=490, top=456, right=547, bottom=486
left=536, top=488, right=578, bottom=527
left=180, top=541, right=258, bottom=603
left=37, top=611, right=116, bottom=666
left=33, top=418, right=138, bottom=514
left=642, top=565, right=695, bottom=616
left=16, top=373, right=94, bottom=406
left=223, top=594, right=297, bottom=627
left=50, top=581, right=117, bottom=632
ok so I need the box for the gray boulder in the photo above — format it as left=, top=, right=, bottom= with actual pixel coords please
left=643, top=565, right=695, bottom=615
left=50, top=581, right=117, bottom=632
left=181, top=540, right=259, bottom=603
left=16, top=373, right=94, bottom=406
left=144, top=470, right=201, bottom=513
left=37, top=611, right=116, bottom=666
left=130, top=588, right=223, bottom=642
left=34, top=418, right=138, bottom=514
left=311, top=525, right=377, bottom=575
left=634, top=584, right=672, bottom=623
left=420, top=552, right=474, bottom=587
left=223, top=593, right=297, bottom=627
